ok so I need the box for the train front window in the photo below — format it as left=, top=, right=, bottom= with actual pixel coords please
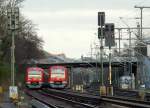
left=51, top=68, right=65, bottom=78
left=28, top=70, right=42, bottom=78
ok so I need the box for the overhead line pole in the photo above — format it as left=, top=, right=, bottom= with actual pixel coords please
left=118, top=28, right=121, bottom=55
left=134, top=6, right=150, bottom=86
left=128, top=28, right=132, bottom=76
left=134, top=6, right=150, bottom=39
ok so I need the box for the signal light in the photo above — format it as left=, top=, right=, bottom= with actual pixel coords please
left=98, top=27, right=105, bottom=39
left=104, top=23, right=115, bottom=47
left=98, top=12, right=105, bottom=26
left=111, top=25, right=114, bottom=32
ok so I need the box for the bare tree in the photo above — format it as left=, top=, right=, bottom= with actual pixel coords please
left=0, top=0, right=45, bottom=64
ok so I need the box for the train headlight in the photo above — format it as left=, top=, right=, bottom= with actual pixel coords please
left=26, top=81, right=31, bottom=84
left=62, top=81, right=67, bottom=84
left=49, top=81, right=54, bottom=83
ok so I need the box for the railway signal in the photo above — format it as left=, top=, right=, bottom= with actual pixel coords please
left=98, top=12, right=106, bottom=96
left=98, top=12, right=105, bottom=39
left=105, top=23, right=115, bottom=48
left=7, top=7, right=19, bottom=30
left=7, top=7, right=19, bottom=87
left=98, top=12, right=115, bottom=96
left=98, top=12, right=105, bottom=26
left=98, top=27, right=105, bottom=39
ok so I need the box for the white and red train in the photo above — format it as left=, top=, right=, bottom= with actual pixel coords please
left=49, top=66, right=68, bottom=88
left=26, top=67, right=44, bottom=88
left=25, top=66, right=68, bottom=89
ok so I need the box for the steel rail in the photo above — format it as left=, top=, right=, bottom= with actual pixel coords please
left=43, top=88, right=150, bottom=108
left=25, top=90, right=60, bottom=108
left=30, top=99, right=50, bottom=108
left=43, top=88, right=100, bottom=104
left=38, top=90, right=97, bottom=108
left=102, top=96, right=150, bottom=108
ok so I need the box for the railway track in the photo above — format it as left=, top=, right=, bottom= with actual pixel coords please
left=114, top=88, right=150, bottom=101
left=30, top=99, right=57, bottom=108
left=38, top=89, right=99, bottom=108
left=102, top=96, right=150, bottom=108
left=24, top=88, right=150, bottom=108
left=25, top=89, right=99, bottom=108
left=86, top=86, right=150, bottom=101
left=42, top=88, right=150, bottom=108
left=25, top=90, right=63, bottom=108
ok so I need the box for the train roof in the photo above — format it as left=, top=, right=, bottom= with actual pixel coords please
left=49, top=65, right=66, bottom=68
left=27, top=67, right=44, bottom=71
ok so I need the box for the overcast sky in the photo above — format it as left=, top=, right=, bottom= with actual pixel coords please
left=21, top=0, right=150, bottom=58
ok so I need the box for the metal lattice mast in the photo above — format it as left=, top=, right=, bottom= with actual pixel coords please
left=134, top=6, right=150, bottom=39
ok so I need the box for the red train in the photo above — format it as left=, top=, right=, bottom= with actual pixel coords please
left=25, top=66, right=68, bottom=89
left=25, top=67, right=44, bottom=88
left=48, top=66, right=68, bottom=88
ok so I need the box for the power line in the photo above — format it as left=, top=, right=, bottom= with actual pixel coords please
left=137, top=0, right=149, bottom=6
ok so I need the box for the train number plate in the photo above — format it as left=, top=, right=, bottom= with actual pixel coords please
left=31, top=82, right=38, bottom=85
left=55, top=82, right=62, bottom=85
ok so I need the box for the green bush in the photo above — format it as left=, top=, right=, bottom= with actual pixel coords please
left=0, top=63, right=11, bottom=85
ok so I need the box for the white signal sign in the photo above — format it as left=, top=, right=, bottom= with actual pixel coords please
left=147, top=45, right=150, bottom=57
left=9, top=86, right=18, bottom=100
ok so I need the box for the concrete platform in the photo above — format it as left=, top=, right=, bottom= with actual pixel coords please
left=0, top=92, right=15, bottom=108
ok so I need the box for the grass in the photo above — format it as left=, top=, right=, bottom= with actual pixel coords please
left=0, top=63, right=11, bottom=91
